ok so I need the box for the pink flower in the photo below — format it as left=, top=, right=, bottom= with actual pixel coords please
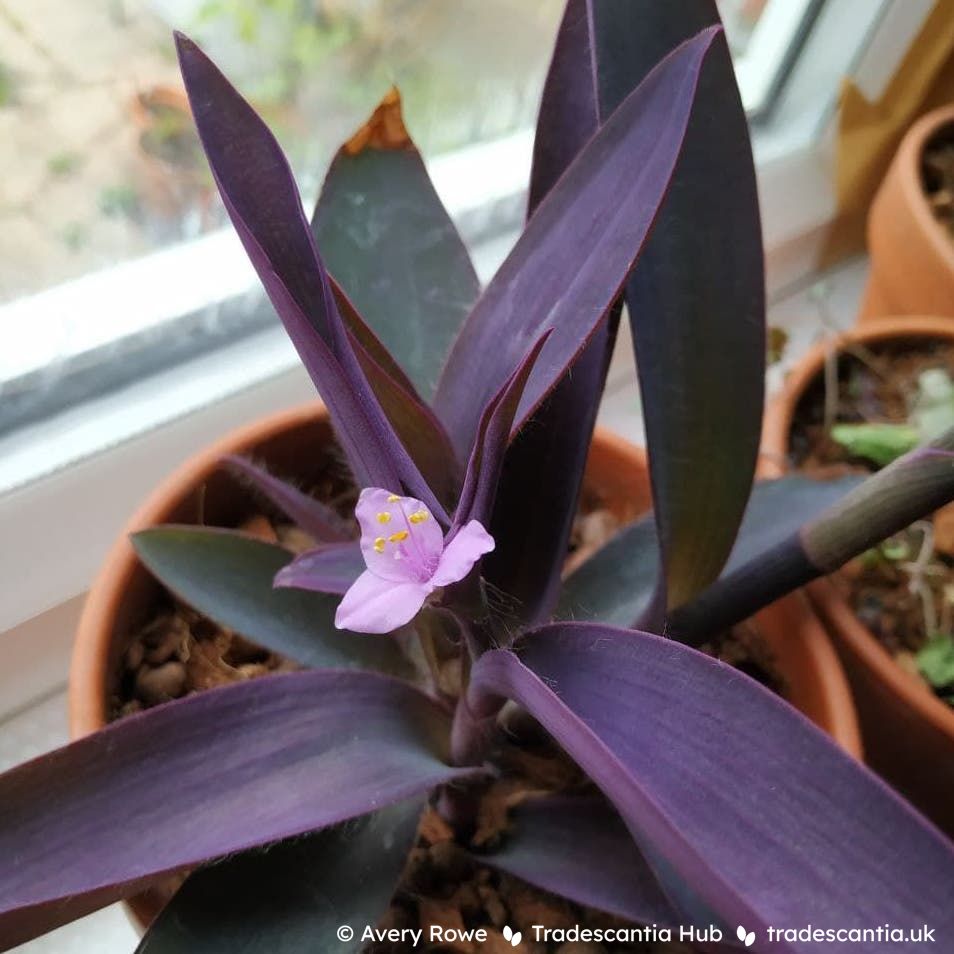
left=335, top=488, right=495, bottom=634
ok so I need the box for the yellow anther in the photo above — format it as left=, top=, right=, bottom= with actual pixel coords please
left=373, top=536, right=386, bottom=553
left=376, top=511, right=392, bottom=524
left=389, top=530, right=409, bottom=543
left=387, top=494, right=401, bottom=502
left=408, top=510, right=429, bottom=524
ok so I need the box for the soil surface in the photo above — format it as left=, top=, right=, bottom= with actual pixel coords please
left=370, top=780, right=696, bottom=954
left=111, top=515, right=311, bottom=719
left=923, top=124, right=954, bottom=239
left=113, top=462, right=786, bottom=951
left=789, top=338, right=954, bottom=702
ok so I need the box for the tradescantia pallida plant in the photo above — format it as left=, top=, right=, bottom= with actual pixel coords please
left=3, top=2, right=954, bottom=950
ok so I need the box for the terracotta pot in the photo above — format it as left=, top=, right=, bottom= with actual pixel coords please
left=71, top=402, right=861, bottom=929
left=860, top=105, right=954, bottom=322
left=762, top=316, right=954, bottom=835
left=129, top=84, right=215, bottom=222
left=130, top=85, right=192, bottom=128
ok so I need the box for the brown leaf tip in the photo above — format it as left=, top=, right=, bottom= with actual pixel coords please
left=343, top=87, right=413, bottom=156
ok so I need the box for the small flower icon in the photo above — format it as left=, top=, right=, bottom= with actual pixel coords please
left=737, top=925, right=755, bottom=947
left=502, top=925, right=522, bottom=947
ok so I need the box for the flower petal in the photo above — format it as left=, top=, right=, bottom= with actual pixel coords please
left=355, top=488, right=444, bottom=583
left=335, top=569, right=432, bottom=634
left=431, top=520, right=495, bottom=588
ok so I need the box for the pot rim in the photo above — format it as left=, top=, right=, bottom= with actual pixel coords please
left=893, top=104, right=954, bottom=273
left=761, top=315, right=954, bottom=742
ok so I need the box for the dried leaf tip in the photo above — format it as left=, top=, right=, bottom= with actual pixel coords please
left=344, top=87, right=412, bottom=156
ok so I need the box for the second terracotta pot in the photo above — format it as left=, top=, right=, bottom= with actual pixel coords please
left=763, top=316, right=954, bottom=835
left=860, top=105, right=954, bottom=322
left=72, top=403, right=861, bottom=929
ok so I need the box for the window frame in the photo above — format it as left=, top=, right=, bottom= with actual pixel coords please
left=729, top=0, right=826, bottom=119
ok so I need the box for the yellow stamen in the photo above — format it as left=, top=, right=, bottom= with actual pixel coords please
left=389, top=530, right=409, bottom=543
left=387, top=494, right=401, bottom=502
left=373, top=536, right=386, bottom=553
left=376, top=512, right=392, bottom=524
left=408, top=510, right=429, bottom=524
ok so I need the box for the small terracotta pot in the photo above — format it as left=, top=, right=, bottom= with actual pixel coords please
left=762, top=316, right=954, bottom=835
left=71, top=402, right=861, bottom=929
left=129, top=84, right=214, bottom=222
left=860, top=105, right=954, bottom=322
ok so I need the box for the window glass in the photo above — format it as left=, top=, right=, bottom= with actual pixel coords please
left=0, top=0, right=827, bottom=433
left=0, top=0, right=824, bottom=308
left=716, top=0, right=820, bottom=114
left=0, top=0, right=563, bottom=305
left=717, top=0, right=770, bottom=56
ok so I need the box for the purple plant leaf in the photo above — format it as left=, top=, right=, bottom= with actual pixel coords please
left=484, top=0, right=618, bottom=626
left=482, top=795, right=677, bottom=926
left=434, top=28, right=718, bottom=458
left=587, top=1, right=765, bottom=613
left=800, top=443, right=954, bottom=573
left=556, top=513, right=658, bottom=627
left=223, top=455, right=350, bottom=542
left=313, top=90, right=481, bottom=401
left=489, top=3, right=761, bottom=627
left=136, top=797, right=424, bottom=953
left=328, top=277, right=461, bottom=510
left=175, top=34, right=446, bottom=520
left=345, top=322, right=461, bottom=513
left=453, top=333, right=549, bottom=531
left=132, top=526, right=412, bottom=677
left=671, top=435, right=954, bottom=640
left=469, top=625, right=954, bottom=948
left=331, top=278, right=421, bottom=396
left=0, top=670, right=473, bottom=948
left=555, top=474, right=862, bottom=632
left=526, top=0, right=600, bottom=215
left=486, top=335, right=616, bottom=626
left=321, top=261, right=462, bottom=511
left=273, top=540, right=363, bottom=595
left=721, top=473, right=864, bottom=576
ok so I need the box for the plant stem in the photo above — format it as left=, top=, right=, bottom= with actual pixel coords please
left=439, top=692, right=503, bottom=835
left=440, top=573, right=499, bottom=657
left=436, top=607, right=483, bottom=661
left=450, top=691, right=499, bottom=766
left=435, top=784, right=482, bottom=835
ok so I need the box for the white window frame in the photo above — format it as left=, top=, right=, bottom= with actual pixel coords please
left=0, top=0, right=937, bottom=711
left=730, top=0, right=823, bottom=116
